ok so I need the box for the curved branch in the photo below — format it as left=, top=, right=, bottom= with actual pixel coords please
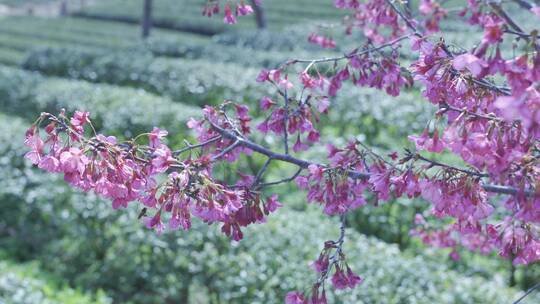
left=513, top=281, right=540, bottom=304
left=511, top=0, right=534, bottom=10
left=208, top=120, right=534, bottom=196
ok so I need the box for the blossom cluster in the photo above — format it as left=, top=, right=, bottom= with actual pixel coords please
left=25, top=109, right=282, bottom=241
left=202, top=0, right=259, bottom=24
left=285, top=234, right=363, bottom=304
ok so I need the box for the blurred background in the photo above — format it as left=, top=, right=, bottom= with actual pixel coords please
left=0, top=0, right=538, bottom=303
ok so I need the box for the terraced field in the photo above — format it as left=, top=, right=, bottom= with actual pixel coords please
left=0, top=16, right=209, bottom=65
left=75, top=0, right=346, bottom=34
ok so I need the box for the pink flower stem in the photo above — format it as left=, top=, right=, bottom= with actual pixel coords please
left=283, top=89, right=290, bottom=154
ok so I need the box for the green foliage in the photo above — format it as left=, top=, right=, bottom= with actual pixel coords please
left=212, top=28, right=319, bottom=51
left=143, top=37, right=313, bottom=68
left=0, top=66, right=199, bottom=144
left=0, top=16, right=204, bottom=50
left=0, top=47, right=24, bottom=66
left=0, top=16, right=208, bottom=66
left=0, top=260, right=111, bottom=304
left=22, top=48, right=265, bottom=106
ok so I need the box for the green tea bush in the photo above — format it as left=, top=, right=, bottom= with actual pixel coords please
left=143, top=38, right=302, bottom=68
left=0, top=261, right=111, bottom=304
left=213, top=29, right=323, bottom=51
left=0, top=47, right=25, bottom=66
left=0, top=66, right=199, bottom=142
left=22, top=48, right=265, bottom=105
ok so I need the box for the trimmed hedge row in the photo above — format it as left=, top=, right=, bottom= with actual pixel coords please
left=0, top=47, right=24, bottom=66
left=0, top=16, right=200, bottom=46
left=143, top=38, right=317, bottom=68
left=0, top=66, right=200, bottom=143
left=1, top=113, right=537, bottom=304
left=22, top=48, right=266, bottom=106
left=0, top=260, right=111, bottom=304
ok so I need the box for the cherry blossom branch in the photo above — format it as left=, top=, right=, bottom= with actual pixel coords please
left=211, top=139, right=240, bottom=160
left=282, top=34, right=410, bottom=67
left=441, top=103, right=503, bottom=122
left=207, top=119, right=533, bottom=196
left=490, top=2, right=538, bottom=49
left=505, top=28, right=533, bottom=38
left=386, top=0, right=513, bottom=95
left=490, top=3, right=527, bottom=35
left=316, top=214, right=347, bottom=285
left=253, top=157, right=272, bottom=187
left=385, top=0, right=422, bottom=36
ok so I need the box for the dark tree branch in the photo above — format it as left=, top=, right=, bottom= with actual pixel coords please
left=316, top=214, right=347, bottom=285
left=413, top=152, right=489, bottom=177
left=253, top=157, right=272, bottom=187
left=250, top=0, right=267, bottom=29
left=282, top=34, right=410, bottom=67
left=173, top=136, right=221, bottom=156
left=490, top=2, right=538, bottom=51
left=511, top=0, right=534, bottom=10
left=257, top=167, right=303, bottom=188
left=512, top=282, right=540, bottom=304
left=207, top=120, right=534, bottom=196
left=211, top=140, right=240, bottom=160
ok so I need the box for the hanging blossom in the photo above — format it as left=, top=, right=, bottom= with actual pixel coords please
left=335, top=0, right=406, bottom=43
left=202, top=0, right=256, bottom=23
left=308, top=32, right=336, bottom=49
left=255, top=68, right=324, bottom=152
left=418, top=0, right=448, bottom=33
left=286, top=218, right=362, bottom=304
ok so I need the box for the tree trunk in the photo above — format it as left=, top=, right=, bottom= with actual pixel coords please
left=59, top=0, right=68, bottom=16
left=250, top=0, right=266, bottom=29
left=141, top=0, right=153, bottom=38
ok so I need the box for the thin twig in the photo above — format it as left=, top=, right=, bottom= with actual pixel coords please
left=253, top=157, right=273, bottom=187
left=490, top=2, right=537, bottom=50
left=414, top=153, right=489, bottom=177
left=512, top=282, right=540, bottom=304
left=211, top=140, right=240, bottom=160
left=283, top=90, right=290, bottom=154
left=172, top=136, right=221, bottom=156
left=257, top=167, right=303, bottom=188
left=442, top=103, right=503, bottom=122
left=511, top=0, right=533, bottom=10
left=385, top=0, right=422, bottom=37
left=284, top=34, right=410, bottom=67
